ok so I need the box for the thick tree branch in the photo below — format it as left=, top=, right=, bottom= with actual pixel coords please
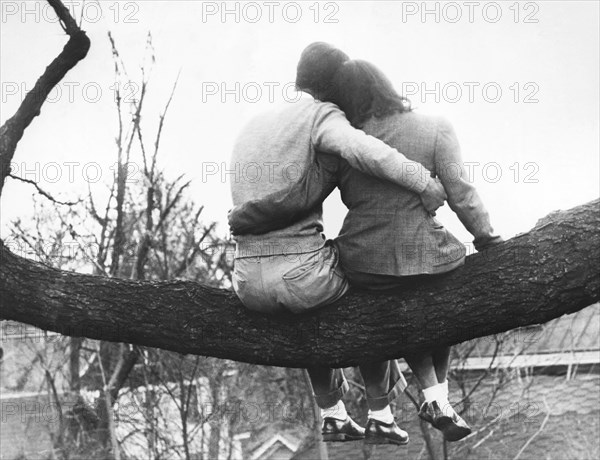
left=0, top=0, right=90, bottom=196
left=1, top=200, right=598, bottom=368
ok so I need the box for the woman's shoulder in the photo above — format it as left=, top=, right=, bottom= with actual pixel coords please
left=396, top=110, right=452, bottom=130
left=368, top=110, right=447, bottom=139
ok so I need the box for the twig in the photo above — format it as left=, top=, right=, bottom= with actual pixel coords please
left=8, top=174, right=80, bottom=206
left=457, top=338, right=502, bottom=413
left=512, top=398, right=551, bottom=460
left=462, top=413, right=503, bottom=442
left=472, top=428, right=494, bottom=449
left=346, top=378, right=365, bottom=391
left=151, top=71, right=181, bottom=176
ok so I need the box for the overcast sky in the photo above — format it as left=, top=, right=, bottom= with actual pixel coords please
left=1, top=1, right=599, bottom=249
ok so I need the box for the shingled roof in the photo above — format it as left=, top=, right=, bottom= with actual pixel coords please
left=452, top=303, right=600, bottom=370
left=293, top=374, right=600, bottom=460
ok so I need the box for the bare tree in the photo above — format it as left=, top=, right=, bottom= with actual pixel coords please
left=0, top=5, right=599, bottom=460
left=3, top=16, right=230, bottom=457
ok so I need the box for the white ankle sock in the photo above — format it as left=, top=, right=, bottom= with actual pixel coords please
left=422, top=382, right=448, bottom=405
left=437, top=380, right=451, bottom=413
left=440, top=379, right=449, bottom=400
left=368, top=405, right=394, bottom=424
left=321, top=400, right=347, bottom=421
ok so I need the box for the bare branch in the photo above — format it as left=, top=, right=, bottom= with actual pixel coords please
left=8, top=173, right=80, bottom=206
left=512, top=399, right=551, bottom=460
left=0, top=0, right=90, bottom=196
left=151, top=71, right=181, bottom=176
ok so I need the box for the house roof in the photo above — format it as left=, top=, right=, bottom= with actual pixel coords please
left=451, top=303, right=600, bottom=370
left=292, top=374, right=600, bottom=460
left=293, top=410, right=600, bottom=460
left=250, top=433, right=300, bottom=460
left=242, top=422, right=309, bottom=459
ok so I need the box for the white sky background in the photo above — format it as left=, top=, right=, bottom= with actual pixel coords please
left=1, top=0, right=599, bottom=249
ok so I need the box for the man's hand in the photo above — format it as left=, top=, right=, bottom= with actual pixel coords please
left=420, top=177, right=447, bottom=215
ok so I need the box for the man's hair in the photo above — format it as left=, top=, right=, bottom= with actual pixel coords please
left=328, top=59, right=411, bottom=128
left=295, top=42, right=349, bottom=96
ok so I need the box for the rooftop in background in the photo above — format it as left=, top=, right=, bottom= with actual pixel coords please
left=451, top=303, right=600, bottom=370
left=466, top=302, right=599, bottom=355
left=292, top=373, right=600, bottom=460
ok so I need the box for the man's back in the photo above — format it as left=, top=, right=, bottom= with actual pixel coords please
left=231, top=98, right=328, bottom=257
left=231, top=98, right=318, bottom=204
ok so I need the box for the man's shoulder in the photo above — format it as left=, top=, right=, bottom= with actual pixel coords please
left=283, top=98, right=343, bottom=119
left=236, top=99, right=345, bottom=142
left=242, top=98, right=340, bottom=125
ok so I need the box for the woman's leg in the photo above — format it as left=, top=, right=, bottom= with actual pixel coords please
left=408, top=348, right=471, bottom=442
left=432, top=346, right=451, bottom=384
left=344, top=269, right=470, bottom=441
left=404, top=352, right=439, bottom=389
left=405, top=351, right=449, bottom=412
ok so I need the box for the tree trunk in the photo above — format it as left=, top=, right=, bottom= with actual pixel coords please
left=1, top=199, right=599, bottom=368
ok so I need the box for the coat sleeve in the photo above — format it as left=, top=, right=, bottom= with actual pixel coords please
left=228, top=153, right=340, bottom=236
left=312, top=104, right=432, bottom=193
left=434, top=117, right=503, bottom=251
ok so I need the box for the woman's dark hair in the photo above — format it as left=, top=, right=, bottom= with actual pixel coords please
left=327, top=59, right=411, bottom=128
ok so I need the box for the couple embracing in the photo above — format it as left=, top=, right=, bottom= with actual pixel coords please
left=227, top=42, right=502, bottom=446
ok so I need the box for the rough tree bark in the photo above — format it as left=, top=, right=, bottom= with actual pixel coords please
left=1, top=199, right=599, bottom=368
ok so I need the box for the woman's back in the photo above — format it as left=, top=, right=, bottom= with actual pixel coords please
left=335, top=110, right=466, bottom=276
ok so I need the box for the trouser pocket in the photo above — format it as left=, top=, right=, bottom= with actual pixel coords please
left=233, top=259, right=284, bottom=314
left=281, top=247, right=348, bottom=313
